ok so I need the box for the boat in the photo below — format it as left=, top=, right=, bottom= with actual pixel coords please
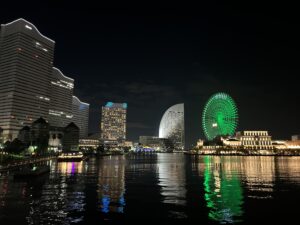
left=14, top=165, right=50, bottom=178
left=57, top=151, right=85, bottom=162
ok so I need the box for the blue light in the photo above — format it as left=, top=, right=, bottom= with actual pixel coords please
left=105, top=102, right=114, bottom=107
left=101, top=195, right=110, bottom=213
left=123, top=103, right=127, bottom=109
left=79, top=104, right=87, bottom=110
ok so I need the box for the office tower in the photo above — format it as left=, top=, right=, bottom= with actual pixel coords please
left=49, top=67, right=74, bottom=127
left=72, top=96, right=89, bottom=138
left=100, top=102, right=127, bottom=143
left=0, top=18, right=54, bottom=141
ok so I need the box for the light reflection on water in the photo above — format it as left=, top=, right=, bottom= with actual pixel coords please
left=97, top=156, right=125, bottom=214
left=1, top=154, right=300, bottom=224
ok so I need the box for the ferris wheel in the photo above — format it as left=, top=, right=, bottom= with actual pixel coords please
left=202, top=92, right=238, bottom=140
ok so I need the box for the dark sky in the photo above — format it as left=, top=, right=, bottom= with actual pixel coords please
left=1, top=3, right=300, bottom=147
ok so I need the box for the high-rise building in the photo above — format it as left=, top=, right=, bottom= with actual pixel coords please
left=0, top=18, right=55, bottom=141
left=72, top=96, right=89, bottom=138
left=100, top=102, right=127, bottom=143
left=49, top=67, right=74, bottom=127
left=159, top=103, right=185, bottom=151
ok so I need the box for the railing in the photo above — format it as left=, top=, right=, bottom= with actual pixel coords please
left=0, top=155, right=56, bottom=171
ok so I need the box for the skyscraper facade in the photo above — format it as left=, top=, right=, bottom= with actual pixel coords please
left=0, top=18, right=55, bottom=141
left=49, top=67, right=74, bottom=127
left=72, top=96, right=89, bottom=138
left=100, top=102, right=127, bottom=143
left=159, top=103, right=185, bottom=151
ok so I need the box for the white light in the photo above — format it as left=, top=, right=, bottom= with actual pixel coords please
left=25, top=25, right=32, bottom=30
left=212, top=123, right=218, bottom=127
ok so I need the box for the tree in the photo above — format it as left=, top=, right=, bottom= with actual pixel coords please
left=5, top=138, right=25, bottom=154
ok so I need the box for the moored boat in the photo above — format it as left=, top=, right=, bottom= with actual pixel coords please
left=57, top=151, right=85, bottom=161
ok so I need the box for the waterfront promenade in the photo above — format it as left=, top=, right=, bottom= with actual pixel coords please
left=0, top=155, right=56, bottom=171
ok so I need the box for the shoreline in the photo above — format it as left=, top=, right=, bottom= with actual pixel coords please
left=184, top=152, right=300, bottom=156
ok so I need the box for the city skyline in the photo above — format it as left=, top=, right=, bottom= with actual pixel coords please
left=0, top=4, right=299, bottom=147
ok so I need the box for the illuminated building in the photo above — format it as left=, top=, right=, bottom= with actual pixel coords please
left=0, top=18, right=54, bottom=141
left=72, top=96, right=89, bottom=138
left=79, top=138, right=99, bottom=150
left=100, top=102, right=127, bottom=144
left=159, top=103, right=184, bottom=151
left=236, top=131, right=273, bottom=150
left=285, top=141, right=300, bottom=149
left=292, top=135, right=300, bottom=141
left=221, top=137, right=242, bottom=148
left=79, top=133, right=101, bottom=150
left=48, top=127, right=64, bottom=152
left=49, top=67, right=74, bottom=127
left=139, top=136, right=174, bottom=152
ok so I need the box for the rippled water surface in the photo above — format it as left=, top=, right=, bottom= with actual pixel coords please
left=1, top=154, right=300, bottom=224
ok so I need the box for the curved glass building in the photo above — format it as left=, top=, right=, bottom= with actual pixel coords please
left=159, top=103, right=184, bottom=151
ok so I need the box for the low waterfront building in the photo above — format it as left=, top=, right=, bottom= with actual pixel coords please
left=285, top=141, right=300, bottom=149
left=292, top=135, right=300, bottom=141
left=123, top=141, right=133, bottom=148
left=79, top=138, right=100, bottom=150
left=79, top=133, right=101, bottom=150
left=48, top=127, right=64, bottom=152
left=139, top=136, right=174, bottom=152
left=18, top=126, right=31, bottom=146
left=196, top=139, right=204, bottom=148
left=221, top=137, right=242, bottom=149
left=31, top=117, right=50, bottom=154
left=236, top=131, right=273, bottom=150
left=63, top=122, right=79, bottom=151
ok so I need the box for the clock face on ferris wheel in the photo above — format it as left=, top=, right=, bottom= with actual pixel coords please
left=202, top=92, right=238, bottom=140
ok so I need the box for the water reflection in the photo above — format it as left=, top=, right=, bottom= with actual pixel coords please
left=202, top=156, right=243, bottom=223
left=157, top=154, right=187, bottom=218
left=97, top=156, right=125, bottom=214
left=158, top=154, right=186, bottom=205
left=58, top=161, right=84, bottom=175
left=276, top=157, right=300, bottom=182
left=241, top=157, right=275, bottom=198
left=27, top=161, right=86, bottom=224
left=2, top=155, right=300, bottom=224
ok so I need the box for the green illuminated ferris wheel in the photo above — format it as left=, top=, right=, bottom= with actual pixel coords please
left=202, top=92, right=238, bottom=140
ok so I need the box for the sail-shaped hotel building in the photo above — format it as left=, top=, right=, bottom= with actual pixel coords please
left=159, top=103, right=185, bottom=151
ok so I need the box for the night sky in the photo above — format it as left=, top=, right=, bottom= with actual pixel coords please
left=1, top=3, right=299, bottom=148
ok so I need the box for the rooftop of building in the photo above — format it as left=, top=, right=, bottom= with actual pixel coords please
left=104, top=102, right=127, bottom=109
